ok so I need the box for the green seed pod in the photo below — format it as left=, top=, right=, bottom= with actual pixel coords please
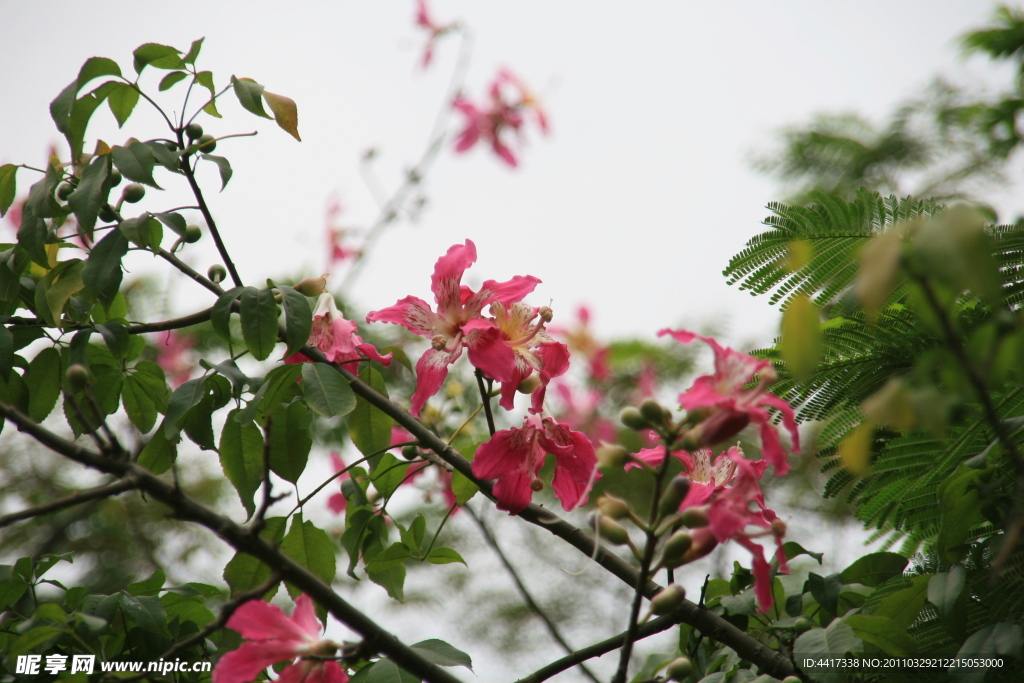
left=109, top=169, right=122, bottom=187
left=596, top=494, right=630, bottom=520
left=184, top=225, right=202, bottom=243
left=665, top=657, right=693, bottom=681
left=208, top=264, right=227, bottom=284
left=588, top=512, right=630, bottom=545
left=650, top=584, right=686, bottom=615
left=57, top=183, right=74, bottom=201
left=680, top=506, right=709, bottom=529
left=658, top=475, right=692, bottom=518
left=517, top=374, right=542, bottom=395
left=66, top=364, right=91, bottom=392
left=620, top=407, right=650, bottom=431
left=639, top=398, right=665, bottom=426
left=401, top=445, right=420, bottom=461
left=794, top=617, right=814, bottom=633
left=122, top=183, right=146, bottom=204
left=98, top=204, right=117, bottom=223
left=185, top=123, right=204, bottom=140
left=661, top=529, right=693, bottom=569
left=595, top=443, right=629, bottom=470
left=197, top=134, right=217, bottom=153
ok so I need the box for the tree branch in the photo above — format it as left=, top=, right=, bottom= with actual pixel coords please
left=0, top=479, right=138, bottom=529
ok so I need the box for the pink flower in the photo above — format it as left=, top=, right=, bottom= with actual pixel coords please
left=472, top=415, right=598, bottom=514
left=453, top=69, right=548, bottom=167
left=327, top=452, right=351, bottom=515
left=551, top=382, right=617, bottom=446
left=468, top=302, right=570, bottom=413
left=324, top=196, right=359, bottom=269
left=414, top=0, right=454, bottom=68
left=658, top=329, right=800, bottom=475
left=286, top=294, right=391, bottom=368
left=630, top=445, right=765, bottom=508
left=155, top=330, right=196, bottom=388
left=366, top=240, right=539, bottom=416
left=213, top=594, right=348, bottom=683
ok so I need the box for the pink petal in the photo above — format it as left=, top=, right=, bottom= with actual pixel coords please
left=212, top=641, right=300, bottom=683
left=410, top=346, right=462, bottom=417
left=366, top=295, right=439, bottom=338
left=472, top=427, right=532, bottom=481
left=356, top=342, right=392, bottom=367
left=431, top=240, right=477, bottom=319
left=291, top=594, right=323, bottom=640
left=549, top=429, right=598, bottom=511
left=328, top=493, right=347, bottom=514
left=467, top=327, right=519, bottom=383
left=308, top=662, right=350, bottom=683
left=464, top=275, right=542, bottom=316
left=225, top=600, right=310, bottom=643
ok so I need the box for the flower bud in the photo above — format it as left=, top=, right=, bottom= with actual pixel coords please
left=680, top=506, right=709, bottom=529
left=661, top=529, right=693, bottom=569
left=294, top=274, right=329, bottom=297
left=658, top=475, right=691, bottom=517
left=184, top=225, right=202, bottom=243
left=66, top=364, right=91, bottom=392
left=595, top=443, right=629, bottom=470
left=771, top=518, right=787, bottom=538
left=588, top=512, right=630, bottom=545
left=517, top=374, right=542, bottom=395
left=650, top=584, right=686, bottom=615
left=679, top=527, right=718, bottom=563
left=208, top=264, right=227, bottom=283
left=401, top=445, right=420, bottom=461
left=665, top=657, right=693, bottom=681
left=639, top=398, right=666, bottom=426
left=620, top=407, right=650, bottom=431
left=695, top=408, right=750, bottom=447
left=530, top=479, right=544, bottom=492
left=596, top=494, right=630, bottom=520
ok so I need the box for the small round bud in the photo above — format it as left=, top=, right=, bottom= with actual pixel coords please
left=661, top=529, right=693, bottom=568
left=659, top=475, right=692, bottom=518
left=401, top=445, right=420, bottom=461
left=57, top=183, right=74, bottom=201
left=294, top=274, right=329, bottom=297
left=620, top=407, right=650, bottom=431
left=680, top=506, right=709, bottom=529
left=109, top=169, right=123, bottom=187
left=184, top=225, right=202, bottom=243
left=794, top=617, right=814, bottom=633
left=650, top=584, right=686, bottom=615
left=588, top=512, right=630, bottom=545
left=98, top=204, right=117, bottom=223
left=530, top=479, right=544, bottom=492
left=596, top=494, right=630, bottom=520
left=771, top=518, right=787, bottom=537
left=639, top=398, right=665, bottom=426
left=122, top=183, right=146, bottom=204
left=517, top=374, right=542, bottom=395
left=595, top=443, right=629, bottom=470
left=197, top=134, right=217, bottom=153
left=665, top=657, right=693, bottom=681
left=66, top=364, right=91, bottom=392
left=185, top=123, right=204, bottom=141
left=208, top=264, right=227, bottom=283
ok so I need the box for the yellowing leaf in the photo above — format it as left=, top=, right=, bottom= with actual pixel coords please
left=856, top=224, right=906, bottom=321
left=263, top=91, right=301, bottom=141
left=780, top=294, right=821, bottom=382
left=862, top=379, right=915, bottom=431
left=840, top=420, right=874, bottom=476
left=784, top=239, right=812, bottom=272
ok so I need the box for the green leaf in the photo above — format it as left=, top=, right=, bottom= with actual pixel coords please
left=240, top=286, right=279, bottom=361
left=17, top=212, right=48, bottom=268
left=927, top=566, right=966, bottom=621
left=106, top=82, right=140, bottom=127
left=219, top=409, right=265, bottom=519
left=268, top=399, right=312, bottom=484
left=280, top=515, right=337, bottom=599
left=164, top=376, right=208, bottom=437
left=913, top=206, right=1003, bottom=307
left=793, top=621, right=863, bottom=683
left=68, top=154, right=110, bottom=239
left=301, top=363, right=355, bottom=417
left=25, top=161, right=62, bottom=219
left=194, top=71, right=222, bottom=118
left=231, top=76, right=272, bottom=118
left=182, top=37, right=204, bottom=65
left=381, top=345, right=413, bottom=373
left=212, top=286, right=245, bottom=342
left=349, top=366, right=393, bottom=459
left=0, top=581, right=27, bottom=611
left=96, top=322, right=129, bottom=359
left=138, top=421, right=178, bottom=474
left=872, top=574, right=929, bottom=629
left=0, top=326, right=13, bottom=380
left=0, top=164, right=19, bottom=217
left=119, top=213, right=163, bottom=251
left=353, top=660, right=419, bottom=683
left=26, top=347, right=61, bottom=422
left=843, top=614, right=917, bottom=656
left=154, top=211, right=187, bottom=237
left=118, top=591, right=167, bottom=635
left=122, top=365, right=166, bottom=433
left=82, top=228, right=129, bottom=307
left=364, top=543, right=413, bottom=574
left=410, top=639, right=472, bottom=670
left=146, top=140, right=182, bottom=173
left=158, top=71, right=188, bottom=92
left=263, top=90, right=301, bottom=141
left=253, top=364, right=304, bottom=420
left=781, top=541, right=823, bottom=565
left=199, top=153, right=233, bottom=191
left=111, top=141, right=161, bottom=189
left=223, top=516, right=286, bottom=597
left=133, top=43, right=184, bottom=74
left=370, top=453, right=410, bottom=499
left=451, top=443, right=479, bottom=505
left=275, top=281, right=312, bottom=356
left=44, top=259, right=85, bottom=325
left=937, top=467, right=985, bottom=564
left=127, top=569, right=165, bottom=596
left=840, top=552, right=908, bottom=587
left=9, top=626, right=63, bottom=658
left=425, top=547, right=466, bottom=566
left=368, top=561, right=406, bottom=602
left=77, top=57, right=121, bottom=89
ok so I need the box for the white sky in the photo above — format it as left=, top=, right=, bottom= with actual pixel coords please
left=2, top=1, right=1017, bottom=351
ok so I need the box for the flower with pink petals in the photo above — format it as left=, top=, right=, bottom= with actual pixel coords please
left=366, top=240, right=539, bottom=416
left=414, top=0, right=454, bottom=68
left=155, top=330, right=196, bottom=388
left=630, top=445, right=765, bottom=509
left=472, top=415, right=598, bottom=514
left=453, top=69, right=548, bottom=167
left=658, top=328, right=800, bottom=474
left=327, top=452, right=351, bottom=515
left=287, top=294, right=391, bottom=368
left=213, top=594, right=348, bottom=683
left=551, top=383, right=617, bottom=446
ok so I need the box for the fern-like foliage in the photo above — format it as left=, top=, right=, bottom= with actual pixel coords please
left=722, top=190, right=942, bottom=310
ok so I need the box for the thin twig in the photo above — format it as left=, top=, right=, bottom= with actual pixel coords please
left=251, top=417, right=275, bottom=537
left=474, top=368, right=496, bottom=436
left=157, top=248, right=225, bottom=297
left=0, top=479, right=138, bottom=529
left=466, top=505, right=601, bottom=683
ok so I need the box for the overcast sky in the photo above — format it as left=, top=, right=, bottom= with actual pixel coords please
left=3, top=1, right=1018, bottom=352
